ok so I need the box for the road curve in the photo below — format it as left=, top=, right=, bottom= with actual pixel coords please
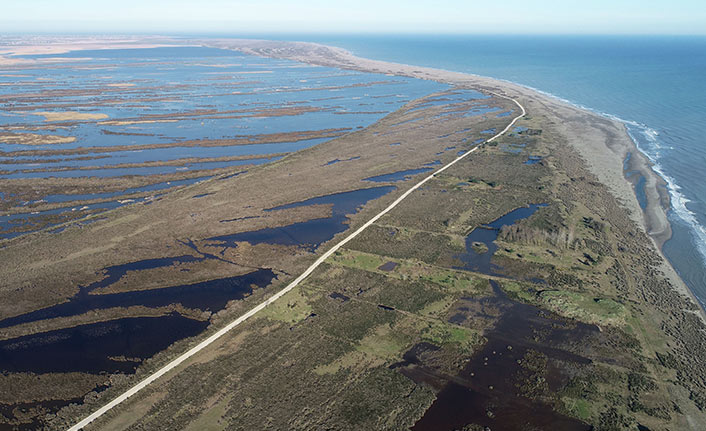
left=67, top=92, right=525, bottom=431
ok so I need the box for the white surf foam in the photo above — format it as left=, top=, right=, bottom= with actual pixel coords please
left=499, top=79, right=706, bottom=266
left=625, top=124, right=706, bottom=260
left=337, top=48, right=706, bottom=287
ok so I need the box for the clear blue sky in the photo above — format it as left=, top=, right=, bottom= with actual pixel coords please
left=3, top=0, right=705, bottom=35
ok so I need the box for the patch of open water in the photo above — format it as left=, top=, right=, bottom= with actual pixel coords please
left=455, top=204, right=547, bottom=276
left=208, top=186, right=395, bottom=251
left=0, top=314, right=208, bottom=374
left=406, top=280, right=594, bottom=431
left=363, top=168, right=432, bottom=183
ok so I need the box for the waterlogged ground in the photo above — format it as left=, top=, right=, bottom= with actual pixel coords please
left=0, top=46, right=446, bottom=238
left=3, top=41, right=696, bottom=431
left=0, top=46, right=521, bottom=428
left=1, top=47, right=445, bottom=174
left=57, top=99, right=705, bottom=431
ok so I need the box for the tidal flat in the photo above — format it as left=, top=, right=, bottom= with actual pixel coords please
left=0, top=45, right=444, bottom=239
left=0, top=37, right=705, bottom=431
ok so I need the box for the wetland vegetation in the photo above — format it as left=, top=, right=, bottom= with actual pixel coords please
left=0, top=38, right=704, bottom=431
left=0, top=46, right=443, bottom=239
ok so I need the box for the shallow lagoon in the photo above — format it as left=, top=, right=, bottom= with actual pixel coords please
left=209, top=186, right=395, bottom=250
left=1, top=47, right=447, bottom=177
left=0, top=46, right=446, bottom=239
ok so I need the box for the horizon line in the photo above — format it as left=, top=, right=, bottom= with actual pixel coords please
left=3, top=31, right=706, bottom=38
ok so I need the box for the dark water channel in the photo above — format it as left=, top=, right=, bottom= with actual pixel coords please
left=0, top=239, right=279, bottom=429
left=455, top=204, right=547, bottom=276
left=0, top=267, right=275, bottom=374
left=208, top=186, right=394, bottom=251
left=0, top=314, right=208, bottom=374
left=0, top=266, right=275, bottom=329
left=0, top=263, right=277, bottom=426
left=363, top=168, right=432, bottom=183
left=0, top=176, right=212, bottom=240
left=525, top=155, right=543, bottom=165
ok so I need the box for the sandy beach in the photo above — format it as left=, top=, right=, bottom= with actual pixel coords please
left=0, top=34, right=697, bottom=313
left=189, top=38, right=696, bottom=308
left=3, top=36, right=706, bottom=430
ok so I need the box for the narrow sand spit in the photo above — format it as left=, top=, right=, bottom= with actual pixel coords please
left=0, top=35, right=697, bottom=313
left=0, top=38, right=183, bottom=66
left=31, top=111, right=109, bottom=122
left=201, top=38, right=697, bottom=308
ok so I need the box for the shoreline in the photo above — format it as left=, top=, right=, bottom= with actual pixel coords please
left=1, top=36, right=697, bottom=312
left=2, top=37, right=706, bottom=429
left=189, top=38, right=704, bottom=315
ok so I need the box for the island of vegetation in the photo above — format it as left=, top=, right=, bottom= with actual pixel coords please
left=0, top=37, right=704, bottom=431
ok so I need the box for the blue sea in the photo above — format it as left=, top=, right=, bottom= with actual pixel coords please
left=259, top=34, right=706, bottom=305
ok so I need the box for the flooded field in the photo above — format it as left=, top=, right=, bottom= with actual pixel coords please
left=455, top=204, right=547, bottom=276
left=0, top=41, right=536, bottom=430
left=209, top=186, right=395, bottom=250
left=0, top=46, right=446, bottom=238
left=408, top=281, right=594, bottom=431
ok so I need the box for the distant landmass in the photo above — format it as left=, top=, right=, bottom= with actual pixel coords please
left=0, top=36, right=704, bottom=431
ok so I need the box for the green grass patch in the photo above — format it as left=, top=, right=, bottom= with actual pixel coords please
left=329, top=249, right=486, bottom=297
left=419, top=268, right=478, bottom=293
left=356, top=323, right=410, bottom=360
left=183, top=395, right=232, bottom=431
left=261, top=286, right=314, bottom=324
left=415, top=319, right=479, bottom=351
left=562, top=396, right=592, bottom=421
left=500, top=280, right=538, bottom=303
left=376, top=280, right=446, bottom=313
left=540, top=290, right=626, bottom=326
left=418, top=296, right=456, bottom=318
left=330, top=249, right=388, bottom=272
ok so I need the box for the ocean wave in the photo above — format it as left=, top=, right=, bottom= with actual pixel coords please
left=499, top=79, right=706, bottom=265
left=624, top=124, right=706, bottom=263
left=654, top=162, right=706, bottom=253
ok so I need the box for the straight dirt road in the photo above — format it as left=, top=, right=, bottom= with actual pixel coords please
left=67, top=92, right=525, bottom=431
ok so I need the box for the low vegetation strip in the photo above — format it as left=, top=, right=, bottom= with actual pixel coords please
left=67, top=92, right=525, bottom=431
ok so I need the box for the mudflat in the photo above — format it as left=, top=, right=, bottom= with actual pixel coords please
left=1, top=37, right=705, bottom=431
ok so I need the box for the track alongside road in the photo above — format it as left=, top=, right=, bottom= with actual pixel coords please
left=67, top=92, right=525, bottom=431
